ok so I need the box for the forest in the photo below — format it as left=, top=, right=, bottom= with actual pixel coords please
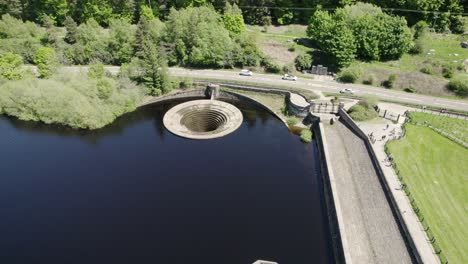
left=0, top=0, right=465, bottom=32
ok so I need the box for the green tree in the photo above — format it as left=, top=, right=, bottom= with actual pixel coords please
left=223, top=3, right=245, bottom=35
left=323, top=19, right=356, bottom=68
left=294, top=53, right=313, bottom=71
left=307, top=10, right=334, bottom=47
left=34, top=47, right=59, bottom=78
left=165, top=6, right=232, bottom=67
left=64, top=16, right=78, bottom=44
left=377, top=14, right=412, bottom=60
left=0, top=52, right=23, bottom=80
left=140, top=4, right=155, bottom=20
left=108, top=18, right=136, bottom=64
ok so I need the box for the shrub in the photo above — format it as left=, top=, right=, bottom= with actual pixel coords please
left=96, top=78, right=114, bottom=99
left=34, top=47, right=59, bottom=78
left=88, top=62, right=105, bottom=79
left=338, top=67, right=361, bottom=83
left=288, top=44, right=296, bottom=52
left=0, top=52, right=24, bottom=80
left=282, top=63, right=295, bottom=74
left=442, top=64, right=455, bottom=79
left=287, top=116, right=299, bottom=126
left=420, top=65, right=433, bottom=75
left=264, top=59, right=281, bottom=73
left=448, top=75, right=468, bottom=97
left=348, top=104, right=378, bottom=121
left=404, top=86, right=416, bottom=93
left=359, top=95, right=379, bottom=109
left=383, top=73, right=396, bottom=88
left=362, top=74, right=376, bottom=85
left=412, top=20, right=429, bottom=39
left=409, top=40, right=425, bottom=54
left=300, top=129, right=312, bottom=143
left=294, top=53, right=313, bottom=71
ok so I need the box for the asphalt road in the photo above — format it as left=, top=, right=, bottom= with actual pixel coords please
left=26, top=65, right=468, bottom=112
left=169, top=68, right=468, bottom=112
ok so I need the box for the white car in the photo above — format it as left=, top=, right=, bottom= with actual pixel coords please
left=239, top=69, right=253, bottom=76
left=340, top=88, right=354, bottom=94
left=282, top=74, right=297, bottom=81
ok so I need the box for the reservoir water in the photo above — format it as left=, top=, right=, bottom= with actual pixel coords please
left=0, top=99, right=333, bottom=264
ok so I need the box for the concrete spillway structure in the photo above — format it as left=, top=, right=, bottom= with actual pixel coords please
left=163, top=99, right=243, bottom=140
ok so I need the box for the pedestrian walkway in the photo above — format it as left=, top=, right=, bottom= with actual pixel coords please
left=358, top=118, right=440, bottom=264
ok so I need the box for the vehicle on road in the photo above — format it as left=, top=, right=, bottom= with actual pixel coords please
left=282, top=74, right=297, bottom=81
left=340, top=88, right=354, bottom=94
left=239, top=69, right=253, bottom=76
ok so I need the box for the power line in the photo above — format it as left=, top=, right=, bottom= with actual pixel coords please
left=235, top=6, right=468, bottom=16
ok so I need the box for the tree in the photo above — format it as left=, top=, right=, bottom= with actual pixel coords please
left=323, top=20, right=356, bottom=68
left=108, top=18, right=136, bottom=64
left=377, top=14, right=412, bottom=60
left=64, top=16, right=78, bottom=44
left=0, top=52, right=23, bottom=80
left=140, top=4, right=155, bottom=20
left=34, top=47, right=59, bottom=78
left=294, top=53, right=313, bottom=71
left=223, top=3, right=245, bottom=35
left=165, top=6, right=232, bottom=67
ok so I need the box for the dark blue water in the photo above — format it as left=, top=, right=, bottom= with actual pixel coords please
left=0, top=100, right=333, bottom=264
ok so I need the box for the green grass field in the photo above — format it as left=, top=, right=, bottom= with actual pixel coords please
left=409, top=112, right=468, bottom=143
left=387, top=124, right=468, bottom=264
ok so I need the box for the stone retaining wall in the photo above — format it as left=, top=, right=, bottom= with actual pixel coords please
left=313, top=122, right=347, bottom=264
left=338, top=109, right=423, bottom=264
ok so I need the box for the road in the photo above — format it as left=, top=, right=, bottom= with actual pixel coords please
left=26, top=65, right=468, bottom=112
left=169, top=68, right=468, bottom=112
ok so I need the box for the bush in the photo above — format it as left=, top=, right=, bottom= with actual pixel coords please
left=294, top=53, right=313, bottom=72
left=359, top=95, right=379, bottom=109
left=409, top=40, right=425, bottom=54
left=348, top=104, right=378, bottom=121
left=0, top=52, right=24, bottom=80
left=282, top=63, right=295, bottom=74
left=286, top=116, right=299, bottom=126
left=448, top=75, right=468, bottom=97
left=442, top=64, right=455, bottom=79
left=404, top=86, right=416, bottom=93
left=288, top=44, right=296, bottom=52
left=0, top=73, right=144, bottom=129
left=300, top=129, right=312, bottom=143
left=34, top=47, right=59, bottom=78
left=420, top=65, right=433, bottom=75
left=383, top=73, right=396, bottom=88
left=412, top=21, right=429, bottom=39
left=88, top=62, right=105, bottom=79
left=338, top=67, right=361, bottom=83
left=362, top=74, right=376, bottom=85
left=263, top=59, right=281, bottom=73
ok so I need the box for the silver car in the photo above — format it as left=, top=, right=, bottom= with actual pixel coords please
left=282, top=74, right=297, bottom=81
left=340, top=88, right=354, bottom=94
left=239, top=69, right=253, bottom=76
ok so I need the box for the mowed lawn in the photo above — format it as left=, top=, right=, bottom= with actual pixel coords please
left=387, top=124, right=467, bottom=263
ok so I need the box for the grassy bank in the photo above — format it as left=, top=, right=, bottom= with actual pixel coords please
left=220, top=87, right=286, bottom=116
left=387, top=124, right=468, bottom=263
left=409, top=112, right=468, bottom=143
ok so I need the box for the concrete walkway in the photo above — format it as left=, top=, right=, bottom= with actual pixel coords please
left=324, top=121, right=412, bottom=264
left=358, top=118, right=440, bottom=264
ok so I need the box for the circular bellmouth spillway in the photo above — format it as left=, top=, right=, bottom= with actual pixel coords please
left=163, top=100, right=243, bottom=140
